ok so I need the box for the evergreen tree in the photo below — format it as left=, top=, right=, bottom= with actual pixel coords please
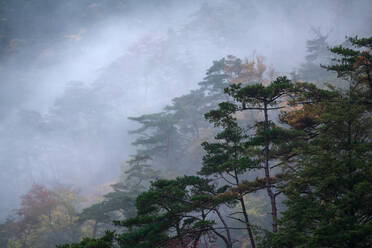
left=326, top=36, right=372, bottom=100
left=79, top=154, right=159, bottom=238
left=198, top=57, right=231, bottom=106
left=270, top=36, right=372, bottom=248
left=296, top=29, right=337, bottom=85
left=225, top=76, right=294, bottom=233
left=128, top=112, right=184, bottom=171
left=57, top=36, right=372, bottom=248
left=165, top=89, right=208, bottom=140
left=200, top=101, right=260, bottom=248
left=56, top=231, right=115, bottom=248
left=115, top=176, right=236, bottom=248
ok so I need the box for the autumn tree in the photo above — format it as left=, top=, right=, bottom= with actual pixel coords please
left=6, top=184, right=82, bottom=248
left=12, top=184, right=59, bottom=247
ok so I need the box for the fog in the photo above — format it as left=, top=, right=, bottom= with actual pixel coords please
left=0, top=0, right=371, bottom=220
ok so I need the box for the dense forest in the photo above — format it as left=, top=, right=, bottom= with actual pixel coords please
left=0, top=1, right=371, bottom=248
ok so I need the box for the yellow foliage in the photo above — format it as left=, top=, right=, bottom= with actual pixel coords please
left=224, top=55, right=276, bottom=86
left=280, top=104, right=321, bottom=130
left=9, top=186, right=82, bottom=248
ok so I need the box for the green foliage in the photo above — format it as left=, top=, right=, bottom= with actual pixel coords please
left=201, top=101, right=258, bottom=176
left=120, top=154, right=160, bottom=194
left=79, top=154, right=159, bottom=239
left=127, top=58, right=238, bottom=176
left=225, top=76, right=293, bottom=106
left=56, top=231, right=115, bottom=248
left=129, top=112, right=182, bottom=159
left=269, top=36, right=372, bottom=248
left=325, top=36, right=372, bottom=101
left=165, top=89, right=209, bottom=139
left=198, top=57, right=230, bottom=102
left=224, top=76, right=298, bottom=235
left=114, top=176, right=223, bottom=248
left=273, top=98, right=372, bottom=248
left=57, top=36, right=372, bottom=248
left=295, top=29, right=337, bottom=85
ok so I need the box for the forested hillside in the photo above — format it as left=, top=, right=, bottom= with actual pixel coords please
left=44, top=35, right=369, bottom=248
left=0, top=1, right=371, bottom=247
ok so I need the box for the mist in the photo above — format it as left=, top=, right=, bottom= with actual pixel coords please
left=0, top=0, right=371, bottom=221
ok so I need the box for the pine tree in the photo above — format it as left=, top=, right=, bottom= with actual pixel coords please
left=296, top=29, right=336, bottom=85
left=128, top=112, right=183, bottom=170
left=270, top=36, right=372, bottom=248
left=79, top=154, right=159, bottom=238
left=325, top=36, right=372, bottom=101
left=165, top=89, right=208, bottom=140
left=201, top=101, right=260, bottom=248
left=115, top=176, right=236, bottom=248
left=224, top=76, right=294, bottom=233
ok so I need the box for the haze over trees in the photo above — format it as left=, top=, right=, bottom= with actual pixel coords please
left=0, top=0, right=371, bottom=248
left=49, top=35, right=371, bottom=248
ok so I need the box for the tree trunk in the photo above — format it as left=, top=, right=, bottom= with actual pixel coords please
left=214, top=208, right=233, bottom=248
left=234, top=168, right=256, bottom=248
left=263, top=101, right=278, bottom=233
left=239, top=197, right=256, bottom=248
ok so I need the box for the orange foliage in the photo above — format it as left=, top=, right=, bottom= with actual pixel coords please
left=280, top=104, right=321, bottom=130
left=224, top=55, right=276, bottom=86
left=18, top=184, right=58, bottom=227
left=231, top=175, right=283, bottom=195
left=354, top=51, right=371, bottom=69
